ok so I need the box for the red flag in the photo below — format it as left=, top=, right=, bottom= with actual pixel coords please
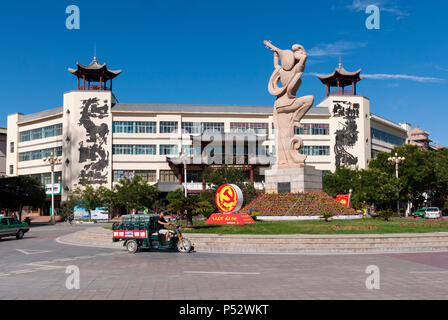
left=336, top=194, right=350, bottom=207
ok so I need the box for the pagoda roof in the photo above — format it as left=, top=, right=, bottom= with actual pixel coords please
left=68, top=57, right=122, bottom=82
left=317, top=62, right=363, bottom=87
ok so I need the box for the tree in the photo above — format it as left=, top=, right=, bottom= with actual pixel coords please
left=114, top=176, right=159, bottom=214
left=200, top=166, right=260, bottom=211
left=70, top=185, right=103, bottom=220
left=0, top=176, right=46, bottom=221
left=166, top=188, right=212, bottom=227
left=96, top=186, right=119, bottom=221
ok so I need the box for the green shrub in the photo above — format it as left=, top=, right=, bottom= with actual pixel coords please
left=321, top=210, right=334, bottom=222
left=378, top=209, right=394, bottom=221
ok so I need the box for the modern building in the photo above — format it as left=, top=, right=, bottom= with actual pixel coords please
left=0, top=128, right=6, bottom=177
left=5, top=57, right=442, bottom=214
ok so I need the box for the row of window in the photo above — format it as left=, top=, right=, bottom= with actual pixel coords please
left=18, top=147, right=62, bottom=162
left=19, top=124, right=62, bottom=142
left=112, top=169, right=264, bottom=184
left=229, top=122, right=269, bottom=134
left=371, top=128, right=404, bottom=146
left=27, top=172, right=62, bottom=186
left=299, top=146, right=331, bottom=156
left=295, top=124, right=330, bottom=136
left=113, top=121, right=227, bottom=134
left=112, top=144, right=178, bottom=156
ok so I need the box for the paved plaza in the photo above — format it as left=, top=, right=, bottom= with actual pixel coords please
left=1, top=224, right=448, bottom=300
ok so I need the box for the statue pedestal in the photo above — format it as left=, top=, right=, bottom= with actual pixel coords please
left=264, top=166, right=323, bottom=194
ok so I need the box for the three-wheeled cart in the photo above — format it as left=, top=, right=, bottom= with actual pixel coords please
left=112, top=214, right=193, bottom=254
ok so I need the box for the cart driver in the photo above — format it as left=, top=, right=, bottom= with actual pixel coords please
left=157, top=211, right=173, bottom=242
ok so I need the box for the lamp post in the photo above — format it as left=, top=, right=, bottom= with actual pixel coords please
left=179, top=153, right=193, bottom=197
left=43, top=152, right=62, bottom=225
left=388, top=153, right=406, bottom=217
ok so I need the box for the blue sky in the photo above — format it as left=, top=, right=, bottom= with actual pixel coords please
left=0, top=0, right=447, bottom=145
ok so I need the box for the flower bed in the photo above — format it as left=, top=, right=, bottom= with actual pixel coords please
left=241, top=192, right=358, bottom=216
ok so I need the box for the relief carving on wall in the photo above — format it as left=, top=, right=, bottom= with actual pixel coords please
left=78, top=97, right=110, bottom=184
left=333, top=101, right=360, bottom=167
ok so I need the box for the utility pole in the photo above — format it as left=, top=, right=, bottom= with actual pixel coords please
left=388, top=153, right=406, bottom=217
left=43, top=152, right=62, bottom=225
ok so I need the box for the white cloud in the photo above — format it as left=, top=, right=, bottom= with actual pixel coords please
left=347, top=0, right=409, bottom=20
left=308, top=41, right=368, bottom=57
left=304, top=72, right=444, bottom=83
left=363, top=74, right=444, bottom=83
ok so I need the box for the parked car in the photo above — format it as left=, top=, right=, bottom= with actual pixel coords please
left=0, top=216, right=30, bottom=240
left=424, top=207, right=442, bottom=219
left=412, top=208, right=426, bottom=218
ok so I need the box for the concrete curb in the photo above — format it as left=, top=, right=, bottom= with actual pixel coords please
left=55, top=227, right=448, bottom=255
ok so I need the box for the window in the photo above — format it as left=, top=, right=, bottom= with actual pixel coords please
left=112, top=145, right=156, bottom=155
left=160, top=170, right=178, bottom=183
left=182, top=122, right=201, bottom=134
left=181, top=145, right=201, bottom=156
left=19, top=124, right=62, bottom=142
left=9, top=165, right=13, bottom=175
left=159, top=145, right=178, bottom=156
left=160, top=121, right=178, bottom=134
left=201, top=122, right=224, bottom=133
left=230, top=122, right=269, bottom=134
left=295, top=124, right=329, bottom=135
left=1, top=219, right=8, bottom=226
left=113, top=170, right=157, bottom=183
left=18, top=146, right=62, bottom=162
left=299, top=146, right=330, bottom=156
left=135, top=121, right=156, bottom=133
left=112, top=121, right=156, bottom=134
left=186, top=170, right=202, bottom=183
left=10, top=142, right=14, bottom=153
left=371, top=128, right=404, bottom=146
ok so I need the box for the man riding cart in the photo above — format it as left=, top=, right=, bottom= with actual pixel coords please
left=112, top=213, right=193, bottom=254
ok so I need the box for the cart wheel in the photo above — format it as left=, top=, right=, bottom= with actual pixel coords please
left=177, top=238, right=192, bottom=253
left=126, top=240, right=138, bottom=254
left=16, top=230, right=24, bottom=240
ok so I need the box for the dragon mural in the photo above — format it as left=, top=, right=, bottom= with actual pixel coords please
left=78, top=97, right=110, bottom=184
left=333, top=100, right=360, bottom=167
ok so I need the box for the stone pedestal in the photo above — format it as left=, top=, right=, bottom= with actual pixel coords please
left=264, top=166, right=323, bottom=194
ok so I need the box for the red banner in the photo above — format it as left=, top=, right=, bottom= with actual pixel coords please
left=336, top=194, right=350, bottom=207
left=205, top=213, right=255, bottom=225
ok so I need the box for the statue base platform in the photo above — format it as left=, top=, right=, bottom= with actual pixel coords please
left=264, top=166, right=323, bottom=194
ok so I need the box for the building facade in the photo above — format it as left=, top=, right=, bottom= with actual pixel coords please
left=5, top=58, right=439, bottom=213
left=0, top=128, right=6, bottom=177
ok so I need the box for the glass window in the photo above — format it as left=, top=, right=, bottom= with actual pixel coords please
left=135, top=121, right=156, bottom=133
left=371, top=128, right=404, bottom=146
left=9, top=165, right=13, bottom=175
left=230, top=122, right=269, bottom=134
left=295, top=124, right=329, bottom=135
left=160, top=170, right=178, bottom=183
left=201, top=122, right=224, bottom=133
left=10, top=142, right=14, bottom=153
left=160, top=145, right=178, bottom=155
left=299, top=146, right=330, bottom=156
left=160, top=121, right=178, bottom=134
left=19, top=124, right=62, bottom=142
left=182, top=122, right=201, bottom=134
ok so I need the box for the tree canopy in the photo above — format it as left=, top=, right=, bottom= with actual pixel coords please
left=323, top=145, right=448, bottom=212
left=0, top=176, right=46, bottom=220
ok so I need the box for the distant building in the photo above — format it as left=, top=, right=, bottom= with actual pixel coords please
left=5, top=57, right=444, bottom=215
left=0, top=128, right=6, bottom=177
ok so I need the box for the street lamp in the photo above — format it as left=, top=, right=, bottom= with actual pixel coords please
left=43, top=152, right=62, bottom=225
left=179, top=153, right=193, bottom=197
left=388, top=153, right=406, bottom=217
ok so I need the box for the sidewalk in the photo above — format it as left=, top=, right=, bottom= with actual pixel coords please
left=56, top=227, right=448, bottom=255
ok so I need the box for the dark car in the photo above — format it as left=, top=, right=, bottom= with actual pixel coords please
left=0, top=216, right=30, bottom=240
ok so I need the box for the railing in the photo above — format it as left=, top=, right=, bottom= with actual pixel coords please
left=329, top=90, right=355, bottom=96
left=79, top=85, right=110, bottom=91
